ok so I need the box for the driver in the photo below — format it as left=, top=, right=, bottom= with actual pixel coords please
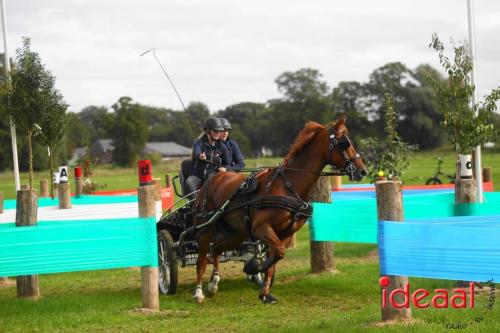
left=218, top=118, right=245, bottom=172
left=185, top=117, right=230, bottom=197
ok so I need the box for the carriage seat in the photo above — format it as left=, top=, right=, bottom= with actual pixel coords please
left=179, top=159, right=193, bottom=197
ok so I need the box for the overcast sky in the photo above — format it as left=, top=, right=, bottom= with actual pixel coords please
left=3, top=0, right=500, bottom=113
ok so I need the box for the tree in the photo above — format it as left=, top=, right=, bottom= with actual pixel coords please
left=217, top=102, right=266, bottom=155
left=38, top=89, right=68, bottom=198
left=0, top=53, right=15, bottom=171
left=1, top=38, right=59, bottom=188
left=111, top=97, right=148, bottom=166
left=330, top=81, right=373, bottom=143
left=186, top=102, right=210, bottom=130
left=79, top=105, right=114, bottom=141
left=270, top=68, right=331, bottom=154
left=428, top=34, right=498, bottom=155
left=361, top=94, right=418, bottom=181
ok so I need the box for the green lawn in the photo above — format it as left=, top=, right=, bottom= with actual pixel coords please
left=0, top=150, right=499, bottom=199
left=0, top=229, right=498, bottom=333
left=0, top=151, right=499, bottom=332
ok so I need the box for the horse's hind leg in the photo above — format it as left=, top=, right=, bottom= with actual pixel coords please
left=193, top=226, right=215, bottom=304
left=207, top=234, right=246, bottom=297
left=206, top=255, right=220, bottom=297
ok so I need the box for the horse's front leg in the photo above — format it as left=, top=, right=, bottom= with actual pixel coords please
left=207, top=255, right=221, bottom=297
left=259, top=263, right=277, bottom=304
left=244, top=225, right=285, bottom=275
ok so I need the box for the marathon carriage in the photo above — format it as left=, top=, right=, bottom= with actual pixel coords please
left=156, top=160, right=269, bottom=295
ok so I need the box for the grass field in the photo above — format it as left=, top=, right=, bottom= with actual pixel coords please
left=0, top=150, right=499, bottom=332
left=1, top=149, right=499, bottom=199
left=1, top=229, right=499, bottom=333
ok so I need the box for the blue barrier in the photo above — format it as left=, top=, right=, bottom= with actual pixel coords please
left=378, top=214, right=500, bottom=282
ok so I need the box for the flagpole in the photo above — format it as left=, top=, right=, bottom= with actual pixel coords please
left=467, top=0, right=483, bottom=203
left=1, top=0, right=20, bottom=191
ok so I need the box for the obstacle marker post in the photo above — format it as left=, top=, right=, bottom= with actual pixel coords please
left=58, top=166, right=71, bottom=209
left=138, top=160, right=159, bottom=311
left=375, top=180, right=411, bottom=321
left=75, top=166, right=83, bottom=198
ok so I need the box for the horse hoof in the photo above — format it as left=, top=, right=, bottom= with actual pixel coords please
left=193, top=294, right=205, bottom=304
left=243, top=258, right=262, bottom=275
left=193, top=287, right=205, bottom=304
left=259, top=293, right=277, bottom=304
left=206, top=283, right=218, bottom=298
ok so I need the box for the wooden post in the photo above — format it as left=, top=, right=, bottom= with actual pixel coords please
left=375, top=180, right=411, bottom=321
left=0, top=191, right=3, bottom=214
left=309, top=177, right=335, bottom=273
left=138, top=184, right=159, bottom=311
left=75, top=166, right=83, bottom=198
left=58, top=183, right=72, bottom=209
left=16, top=187, right=40, bottom=299
left=482, top=167, right=492, bottom=183
left=39, top=180, right=49, bottom=198
left=165, top=174, right=173, bottom=189
left=75, top=179, right=83, bottom=198
left=455, top=179, right=477, bottom=204
left=153, top=178, right=162, bottom=220
left=331, top=175, right=342, bottom=191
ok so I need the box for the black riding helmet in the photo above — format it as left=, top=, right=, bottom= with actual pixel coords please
left=203, top=117, right=224, bottom=131
left=219, top=118, right=232, bottom=130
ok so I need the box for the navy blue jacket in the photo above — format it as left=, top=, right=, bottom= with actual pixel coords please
left=191, top=135, right=230, bottom=180
left=223, top=139, right=245, bottom=171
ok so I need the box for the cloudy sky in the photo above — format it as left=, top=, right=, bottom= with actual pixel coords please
left=3, top=0, right=500, bottom=113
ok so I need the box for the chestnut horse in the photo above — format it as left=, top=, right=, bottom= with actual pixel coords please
left=191, top=119, right=367, bottom=303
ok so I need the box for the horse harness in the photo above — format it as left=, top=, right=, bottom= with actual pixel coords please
left=190, top=125, right=362, bottom=238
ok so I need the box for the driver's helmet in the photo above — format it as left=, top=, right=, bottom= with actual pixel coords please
left=203, top=117, right=224, bottom=131
left=219, top=118, right=232, bottom=130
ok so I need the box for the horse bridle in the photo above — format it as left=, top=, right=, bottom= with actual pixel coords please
left=327, top=126, right=363, bottom=180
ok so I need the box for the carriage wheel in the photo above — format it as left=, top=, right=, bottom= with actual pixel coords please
left=158, top=229, right=178, bottom=295
left=425, top=177, right=442, bottom=185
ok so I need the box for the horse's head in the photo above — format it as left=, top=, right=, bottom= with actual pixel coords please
left=323, top=118, right=367, bottom=181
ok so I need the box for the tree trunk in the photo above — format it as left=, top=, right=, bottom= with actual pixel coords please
left=27, top=131, right=34, bottom=189
left=49, top=148, right=55, bottom=199
left=309, top=177, right=334, bottom=273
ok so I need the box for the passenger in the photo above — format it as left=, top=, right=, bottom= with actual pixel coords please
left=218, top=118, right=245, bottom=172
left=185, top=117, right=230, bottom=197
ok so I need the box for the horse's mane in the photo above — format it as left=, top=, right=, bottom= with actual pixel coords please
left=284, top=121, right=325, bottom=162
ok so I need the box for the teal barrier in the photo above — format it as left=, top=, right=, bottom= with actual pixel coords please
left=309, top=192, right=500, bottom=243
left=3, top=194, right=138, bottom=210
left=0, top=217, right=157, bottom=276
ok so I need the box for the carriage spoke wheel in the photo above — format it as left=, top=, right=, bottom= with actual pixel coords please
left=158, top=229, right=178, bottom=295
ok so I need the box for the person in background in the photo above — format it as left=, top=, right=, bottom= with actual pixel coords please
left=218, top=118, right=245, bottom=172
left=185, top=117, right=230, bottom=197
